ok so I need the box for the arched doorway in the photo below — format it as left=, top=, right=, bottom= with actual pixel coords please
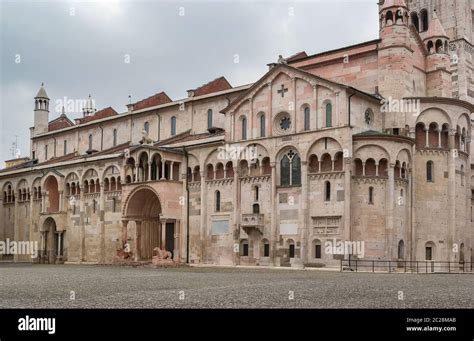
left=41, top=217, right=64, bottom=264
left=124, top=187, right=163, bottom=260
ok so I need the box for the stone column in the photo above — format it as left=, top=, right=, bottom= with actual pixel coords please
left=267, top=82, right=273, bottom=136
left=300, top=161, right=308, bottom=265
left=447, top=129, right=456, bottom=262
left=147, top=163, right=152, bottom=181
left=121, top=220, right=128, bottom=246
left=233, top=166, right=240, bottom=265
left=292, top=77, right=297, bottom=134
left=79, top=185, right=85, bottom=262
left=344, top=157, right=352, bottom=244
left=362, top=162, right=366, bottom=177
left=181, top=168, right=188, bottom=263
left=161, top=160, right=166, bottom=180
left=425, top=127, right=429, bottom=148
left=174, top=220, right=180, bottom=261
left=375, top=163, right=379, bottom=177
left=270, top=162, right=277, bottom=265
left=57, top=231, right=62, bottom=258
left=99, top=180, right=105, bottom=263
left=249, top=97, right=253, bottom=139
left=13, top=190, right=19, bottom=262
left=135, top=220, right=142, bottom=261
left=161, top=220, right=166, bottom=250
left=386, top=163, right=395, bottom=260
left=41, top=191, right=46, bottom=214
left=134, top=163, right=140, bottom=182
left=200, top=171, right=207, bottom=262
left=313, top=84, right=318, bottom=130
left=437, top=128, right=442, bottom=148
left=170, top=162, right=175, bottom=181
left=29, top=187, right=34, bottom=260
left=59, top=190, right=64, bottom=212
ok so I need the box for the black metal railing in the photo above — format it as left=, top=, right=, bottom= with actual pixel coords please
left=340, top=259, right=473, bottom=273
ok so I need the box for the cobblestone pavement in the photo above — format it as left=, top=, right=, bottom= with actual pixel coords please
left=0, top=264, right=472, bottom=308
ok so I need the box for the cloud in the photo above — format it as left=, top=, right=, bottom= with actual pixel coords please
left=0, top=0, right=378, bottom=166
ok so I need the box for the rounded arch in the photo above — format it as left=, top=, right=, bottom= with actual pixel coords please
left=306, top=136, right=343, bottom=161
left=456, top=113, right=470, bottom=133
left=275, top=144, right=303, bottom=162
left=123, top=185, right=162, bottom=219
left=44, top=175, right=60, bottom=213
left=16, top=178, right=29, bottom=192
left=396, top=148, right=412, bottom=166
left=81, top=168, right=99, bottom=183
left=102, top=165, right=120, bottom=180
left=354, top=144, right=391, bottom=165
left=416, top=107, right=452, bottom=128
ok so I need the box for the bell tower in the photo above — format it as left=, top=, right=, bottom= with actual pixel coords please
left=407, top=0, right=474, bottom=102
left=33, top=83, right=50, bottom=136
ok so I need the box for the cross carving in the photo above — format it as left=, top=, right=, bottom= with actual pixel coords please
left=277, top=84, right=288, bottom=98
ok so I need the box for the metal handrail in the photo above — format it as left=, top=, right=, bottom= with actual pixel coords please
left=340, top=259, right=473, bottom=273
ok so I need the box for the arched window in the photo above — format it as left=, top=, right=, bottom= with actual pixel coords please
left=325, top=103, right=332, bottom=128
left=425, top=242, right=434, bottom=260
left=398, top=240, right=405, bottom=260
left=113, top=129, right=117, bottom=147
left=280, top=150, right=301, bottom=186
left=254, top=186, right=259, bottom=201
left=63, top=140, right=67, bottom=155
left=368, top=187, right=374, bottom=205
left=171, top=116, right=176, bottom=136
left=252, top=203, right=260, bottom=214
left=426, top=161, right=434, bottom=182
left=420, top=9, right=428, bottom=32
left=324, top=181, right=331, bottom=201
left=304, top=107, right=310, bottom=131
left=207, top=109, right=213, bottom=130
left=241, top=117, right=247, bottom=140
left=259, top=114, right=265, bottom=137
left=88, top=134, right=93, bottom=150
left=144, top=121, right=149, bottom=134
left=45, top=145, right=48, bottom=160
left=461, top=165, right=464, bottom=186
left=215, top=190, right=221, bottom=212
left=386, top=11, right=393, bottom=24
left=411, top=12, right=420, bottom=32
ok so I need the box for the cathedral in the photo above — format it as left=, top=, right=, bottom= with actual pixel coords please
left=1, top=0, right=473, bottom=268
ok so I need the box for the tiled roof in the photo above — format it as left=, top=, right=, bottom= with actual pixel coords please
left=76, top=107, right=119, bottom=124
left=189, top=77, right=232, bottom=97
left=286, top=51, right=308, bottom=62
left=133, top=92, right=172, bottom=111
left=155, top=129, right=224, bottom=147
left=48, top=114, right=74, bottom=132
left=424, top=11, right=448, bottom=38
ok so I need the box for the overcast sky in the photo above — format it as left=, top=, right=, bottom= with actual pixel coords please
left=0, top=0, right=378, bottom=166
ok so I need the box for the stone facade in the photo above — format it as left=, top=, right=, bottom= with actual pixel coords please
left=0, top=0, right=473, bottom=267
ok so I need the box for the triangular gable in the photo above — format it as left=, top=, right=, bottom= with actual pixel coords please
left=221, top=64, right=355, bottom=114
